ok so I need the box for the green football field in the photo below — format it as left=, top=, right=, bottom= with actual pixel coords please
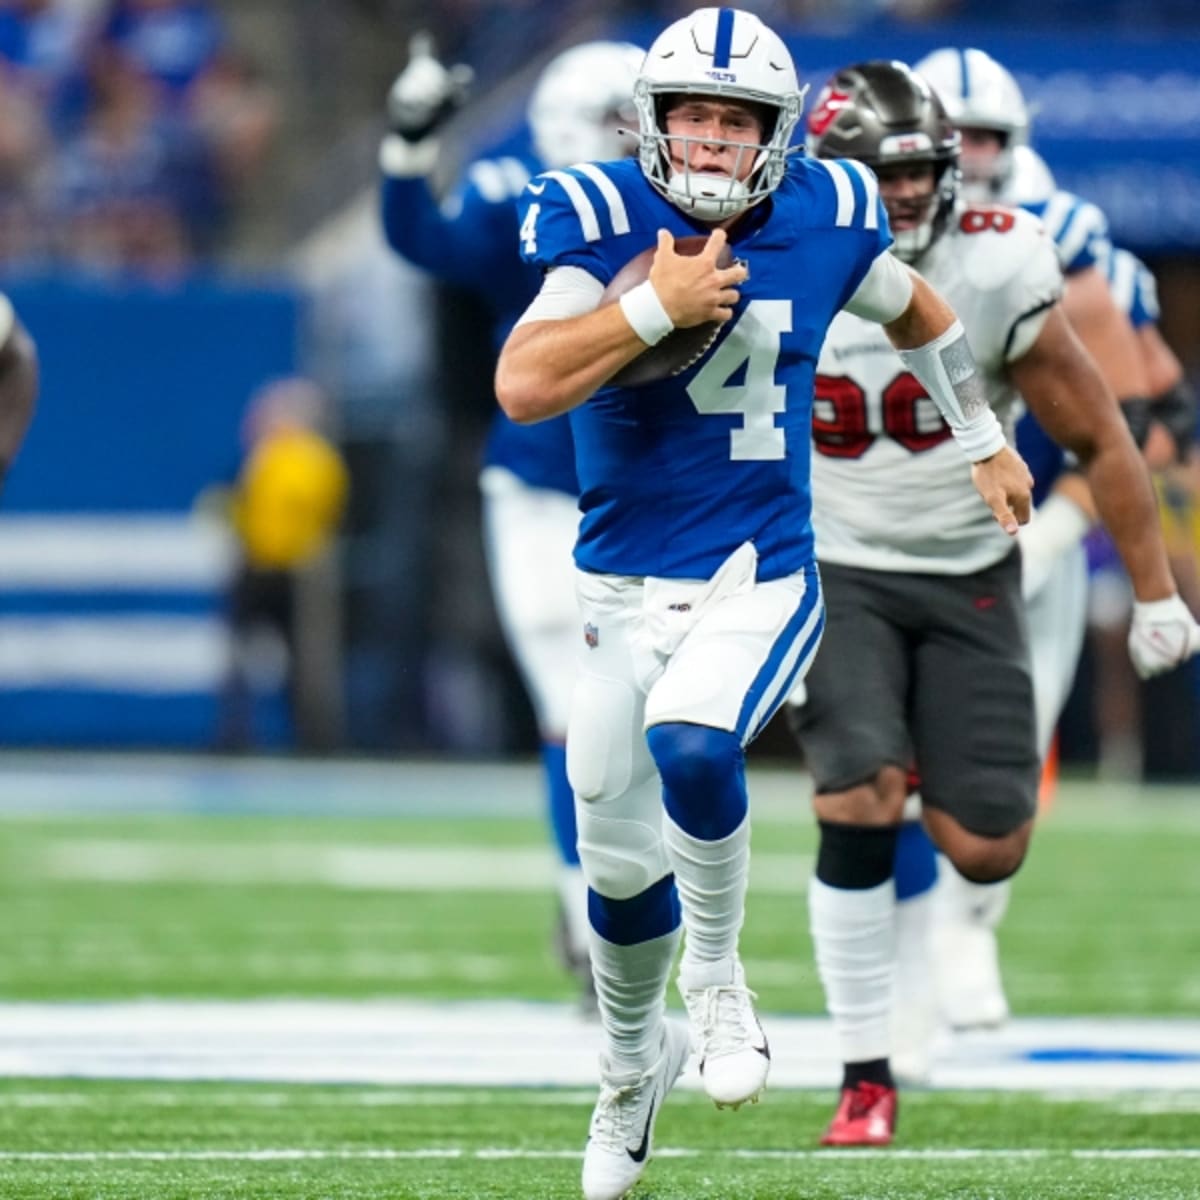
left=0, top=756, right=1197, bottom=1198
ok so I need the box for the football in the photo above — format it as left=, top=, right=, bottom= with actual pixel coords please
left=600, top=235, right=733, bottom=388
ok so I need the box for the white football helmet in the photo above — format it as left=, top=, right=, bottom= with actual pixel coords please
left=914, top=47, right=1029, bottom=200
left=1006, top=144, right=1056, bottom=207
left=635, top=7, right=805, bottom=222
left=528, top=41, right=645, bottom=170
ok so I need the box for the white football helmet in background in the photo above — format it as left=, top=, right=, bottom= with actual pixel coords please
left=1006, top=144, right=1056, bottom=207
left=635, top=7, right=805, bottom=222
left=528, top=41, right=645, bottom=170
left=915, top=47, right=1030, bottom=200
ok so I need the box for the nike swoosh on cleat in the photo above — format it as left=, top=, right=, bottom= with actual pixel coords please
left=627, top=1099, right=654, bottom=1163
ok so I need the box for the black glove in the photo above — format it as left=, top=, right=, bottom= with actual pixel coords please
left=1119, top=396, right=1153, bottom=449
left=386, top=32, right=474, bottom=144
left=1149, top=378, right=1198, bottom=463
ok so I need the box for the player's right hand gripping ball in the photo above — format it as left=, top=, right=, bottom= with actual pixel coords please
left=600, top=236, right=733, bottom=388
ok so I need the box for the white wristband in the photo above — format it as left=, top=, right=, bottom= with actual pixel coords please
left=379, top=132, right=439, bottom=178
left=897, top=319, right=1007, bottom=462
left=618, top=280, right=674, bottom=346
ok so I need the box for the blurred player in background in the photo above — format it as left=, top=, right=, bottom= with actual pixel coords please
left=378, top=32, right=644, bottom=1011
left=0, top=291, right=38, bottom=490
left=1082, top=247, right=1200, bottom=782
left=219, top=377, right=349, bottom=750
left=793, top=59, right=1200, bottom=1145
left=895, top=46, right=1189, bottom=1035
left=497, top=12, right=1034, bottom=1198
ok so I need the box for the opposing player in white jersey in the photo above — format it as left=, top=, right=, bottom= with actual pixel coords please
left=791, top=60, right=1200, bottom=1147
left=496, top=12, right=1035, bottom=1199
left=380, top=36, right=643, bottom=1007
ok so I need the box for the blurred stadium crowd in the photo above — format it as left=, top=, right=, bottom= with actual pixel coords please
left=0, top=0, right=277, bottom=276
left=0, top=0, right=1198, bottom=781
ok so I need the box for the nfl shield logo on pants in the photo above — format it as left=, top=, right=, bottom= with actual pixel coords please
left=583, top=622, right=599, bottom=648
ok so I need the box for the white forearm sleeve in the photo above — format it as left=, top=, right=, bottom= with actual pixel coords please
left=843, top=250, right=914, bottom=324
left=897, top=319, right=1007, bottom=462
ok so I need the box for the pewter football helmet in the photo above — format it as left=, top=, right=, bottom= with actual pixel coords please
left=807, top=60, right=960, bottom=262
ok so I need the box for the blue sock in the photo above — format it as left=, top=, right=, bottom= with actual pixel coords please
left=894, top=820, right=938, bottom=901
left=541, top=740, right=578, bottom=866
left=588, top=875, right=681, bottom=946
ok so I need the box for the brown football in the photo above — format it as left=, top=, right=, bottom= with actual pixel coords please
left=600, top=235, right=733, bottom=388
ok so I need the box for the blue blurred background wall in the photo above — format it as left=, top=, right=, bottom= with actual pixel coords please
left=0, top=0, right=1196, bottom=776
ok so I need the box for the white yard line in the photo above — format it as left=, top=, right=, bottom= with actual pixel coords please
left=0, top=1001, right=1198, bottom=1090
left=35, top=840, right=813, bottom=893
left=0, top=1147, right=1197, bottom=1162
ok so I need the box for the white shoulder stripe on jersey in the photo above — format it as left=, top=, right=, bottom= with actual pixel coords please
left=499, top=157, right=532, bottom=197
left=572, top=163, right=631, bottom=237
left=816, top=159, right=856, bottom=228
left=1108, top=249, right=1137, bottom=316
left=842, top=160, right=880, bottom=231
left=543, top=169, right=602, bottom=243
left=1058, top=203, right=1107, bottom=270
left=468, top=160, right=513, bottom=204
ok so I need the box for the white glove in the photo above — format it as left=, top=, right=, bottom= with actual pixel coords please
left=386, top=32, right=473, bottom=143
left=1127, top=594, right=1200, bottom=679
left=1018, top=492, right=1091, bottom=602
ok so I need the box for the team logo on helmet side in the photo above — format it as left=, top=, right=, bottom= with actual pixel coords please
left=807, top=85, right=851, bottom=138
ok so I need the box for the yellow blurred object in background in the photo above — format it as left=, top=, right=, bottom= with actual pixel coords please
left=234, top=425, right=349, bottom=571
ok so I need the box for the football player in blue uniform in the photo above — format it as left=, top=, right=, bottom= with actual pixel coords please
left=379, top=35, right=643, bottom=1008
left=899, top=47, right=1185, bottom=1035
left=496, top=11, right=1034, bottom=1199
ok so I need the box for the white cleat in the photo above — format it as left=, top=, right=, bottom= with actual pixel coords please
left=678, top=959, right=770, bottom=1109
left=581, top=1021, right=691, bottom=1200
left=931, top=920, right=1009, bottom=1030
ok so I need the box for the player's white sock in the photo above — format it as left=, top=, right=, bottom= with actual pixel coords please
left=937, top=864, right=1011, bottom=928
left=892, top=889, right=939, bottom=1085
left=931, top=861, right=1011, bottom=1028
left=809, top=877, right=895, bottom=1064
left=589, top=927, right=681, bottom=1073
left=559, top=864, right=591, bottom=964
left=664, top=813, right=749, bottom=972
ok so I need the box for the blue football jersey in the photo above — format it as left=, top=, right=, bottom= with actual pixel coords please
left=1019, top=188, right=1112, bottom=277
left=1105, top=246, right=1160, bottom=330
left=381, top=146, right=578, bottom=496
left=518, top=156, right=891, bottom=581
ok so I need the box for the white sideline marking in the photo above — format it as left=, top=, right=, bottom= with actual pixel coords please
left=0, top=1001, right=1199, bottom=1091
left=0, top=1147, right=1198, bottom=1162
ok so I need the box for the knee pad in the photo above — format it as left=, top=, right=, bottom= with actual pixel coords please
left=588, top=875, right=680, bottom=946
left=816, top=820, right=899, bottom=890
left=645, top=722, right=746, bottom=841
left=575, top=776, right=671, bottom=900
